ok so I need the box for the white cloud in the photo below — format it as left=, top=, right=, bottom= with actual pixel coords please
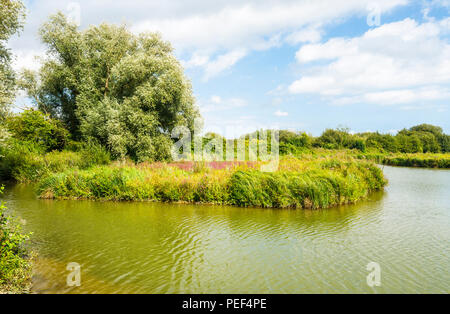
left=133, top=0, right=407, bottom=77
left=285, top=26, right=322, bottom=45
left=9, top=0, right=408, bottom=79
left=182, top=52, right=210, bottom=68
left=274, top=110, right=289, bottom=117
left=289, top=18, right=450, bottom=107
left=203, top=49, right=247, bottom=80
left=332, top=87, right=450, bottom=106
left=131, top=0, right=406, bottom=50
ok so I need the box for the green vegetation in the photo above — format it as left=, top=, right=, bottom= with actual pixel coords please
left=276, top=124, right=449, bottom=155
left=0, top=186, right=32, bottom=293
left=0, top=139, right=110, bottom=183
left=19, top=13, right=200, bottom=162
left=7, top=109, right=69, bottom=151
left=273, top=124, right=450, bottom=169
left=38, top=156, right=386, bottom=209
left=356, top=152, right=450, bottom=168
left=0, top=0, right=25, bottom=114
left=0, top=106, right=110, bottom=182
left=0, top=0, right=32, bottom=294
left=0, top=0, right=26, bottom=159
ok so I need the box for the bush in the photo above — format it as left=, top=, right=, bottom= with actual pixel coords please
left=7, top=109, right=69, bottom=152
left=0, top=186, right=32, bottom=293
left=314, top=128, right=366, bottom=152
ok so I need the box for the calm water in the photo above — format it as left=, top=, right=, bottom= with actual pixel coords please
left=2, top=166, right=449, bottom=293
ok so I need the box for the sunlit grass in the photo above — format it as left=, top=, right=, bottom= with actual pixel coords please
left=38, top=156, right=386, bottom=209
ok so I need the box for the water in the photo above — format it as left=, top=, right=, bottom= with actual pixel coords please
left=2, top=166, right=449, bottom=293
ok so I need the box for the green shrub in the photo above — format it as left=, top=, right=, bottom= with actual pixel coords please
left=0, top=186, right=32, bottom=293
left=7, top=109, right=69, bottom=152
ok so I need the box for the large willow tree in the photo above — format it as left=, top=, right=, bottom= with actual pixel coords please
left=21, top=13, right=200, bottom=161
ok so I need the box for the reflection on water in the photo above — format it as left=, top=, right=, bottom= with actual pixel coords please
left=2, top=166, right=450, bottom=293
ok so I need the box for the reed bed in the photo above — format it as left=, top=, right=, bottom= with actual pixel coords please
left=37, top=156, right=386, bottom=209
left=355, top=152, right=450, bottom=168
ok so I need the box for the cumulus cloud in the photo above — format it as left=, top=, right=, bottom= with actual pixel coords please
left=285, top=26, right=323, bottom=45
left=9, top=0, right=408, bottom=79
left=289, top=17, right=450, bottom=106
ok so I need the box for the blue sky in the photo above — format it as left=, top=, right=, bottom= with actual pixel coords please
left=9, top=0, right=450, bottom=136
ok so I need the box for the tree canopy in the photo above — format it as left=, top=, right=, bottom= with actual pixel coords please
left=21, top=13, right=200, bottom=161
left=0, top=0, right=25, bottom=116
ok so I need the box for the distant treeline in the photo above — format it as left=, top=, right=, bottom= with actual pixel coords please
left=275, top=124, right=449, bottom=154
left=200, top=123, right=449, bottom=157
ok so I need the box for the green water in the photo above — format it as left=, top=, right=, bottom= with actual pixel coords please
left=2, top=166, right=450, bottom=293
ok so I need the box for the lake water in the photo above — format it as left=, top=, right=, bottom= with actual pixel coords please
left=2, top=166, right=449, bottom=293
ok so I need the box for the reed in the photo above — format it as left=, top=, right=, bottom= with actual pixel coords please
left=38, top=157, right=386, bottom=209
left=355, top=152, right=450, bottom=168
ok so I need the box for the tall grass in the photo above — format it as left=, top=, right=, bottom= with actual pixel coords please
left=38, top=157, right=386, bottom=209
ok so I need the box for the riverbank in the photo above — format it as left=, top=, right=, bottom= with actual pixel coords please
left=297, top=149, right=450, bottom=169
left=350, top=152, right=450, bottom=168
left=379, top=153, right=449, bottom=168
left=288, top=149, right=450, bottom=169
left=37, top=156, right=386, bottom=209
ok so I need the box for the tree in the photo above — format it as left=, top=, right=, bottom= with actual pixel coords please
left=409, top=124, right=449, bottom=153
left=0, top=0, right=25, bottom=153
left=396, top=133, right=423, bottom=153
left=313, top=128, right=365, bottom=151
left=0, top=0, right=25, bottom=116
left=278, top=130, right=312, bottom=154
left=409, top=124, right=443, bottom=137
left=366, top=133, right=398, bottom=152
left=20, top=13, right=200, bottom=161
left=314, top=129, right=347, bottom=149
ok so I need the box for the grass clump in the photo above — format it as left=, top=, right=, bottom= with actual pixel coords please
left=38, top=157, right=386, bottom=209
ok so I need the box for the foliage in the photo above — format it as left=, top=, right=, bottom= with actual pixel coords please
left=395, top=133, right=423, bottom=153
left=365, top=133, right=398, bottom=152
left=0, top=0, right=26, bottom=114
left=0, top=186, right=31, bottom=293
left=278, top=130, right=312, bottom=154
left=314, top=128, right=366, bottom=152
left=20, top=13, right=200, bottom=162
left=7, top=109, right=70, bottom=151
left=0, top=139, right=110, bottom=182
left=37, top=156, right=386, bottom=209
left=357, top=152, right=450, bottom=168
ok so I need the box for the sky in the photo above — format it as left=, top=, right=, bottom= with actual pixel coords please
left=8, top=0, right=450, bottom=137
